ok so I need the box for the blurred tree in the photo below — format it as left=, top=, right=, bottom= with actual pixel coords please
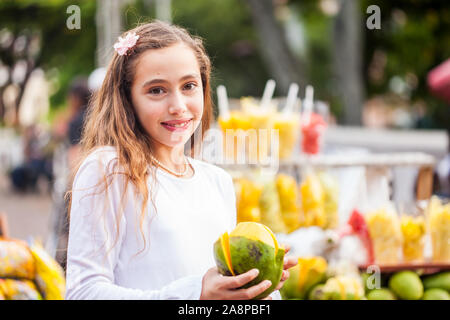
left=0, top=29, right=39, bottom=125
left=0, top=0, right=97, bottom=126
left=362, top=0, right=450, bottom=129
left=96, top=0, right=124, bottom=68
left=244, top=0, right=306, bottom=93
left=1, top=0, right=448, bottom=129
left=154, top=0, right=172, bottom=23
left=288, top=0, right=450, bottom=127
left=288, top=0, right=341, bottom=116
left=332, top=0, right=365, bottom=125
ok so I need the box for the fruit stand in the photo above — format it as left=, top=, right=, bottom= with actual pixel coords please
left=212, top=87, right=450, bottom=300
left=216, top=153, right=449, bottom=300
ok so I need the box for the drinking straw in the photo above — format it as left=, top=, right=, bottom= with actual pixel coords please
left=217, top=85, right=230, bottom=119
left=302, top=85, right=314, bottom=125
left=260, top=79, right=276, bottom=112
left=281, top=83, right=299, bottom=115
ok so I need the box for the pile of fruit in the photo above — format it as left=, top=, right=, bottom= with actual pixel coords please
left=362, top=270, right=450, bottom=300
left=300, top=113, right=327, bottom=155
left=426, top=196, right=450, bottom=263
left=365, top=207, right=403, bottom=264
left=0, top=237, right=65, bottom=300
left=281, top=255, right=450, bottom=300
left=281, top=257, right=365, bottom=300
left=401, top=215, right=426, bottom=262
left=365, top=197, right=450, bottom=264
left=234, top=170, right=339, bottom=234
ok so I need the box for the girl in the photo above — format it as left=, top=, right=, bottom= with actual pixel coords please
left=65, top=20, right=296, bottom=300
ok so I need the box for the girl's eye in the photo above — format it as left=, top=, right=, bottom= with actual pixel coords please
left=148, top=87, right=166, bottom=95
left=183, top=82, right=197, bottom=91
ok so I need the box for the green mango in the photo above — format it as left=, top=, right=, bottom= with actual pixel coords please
left=422, top=272, right=450, bottom=291
left=422, top=288, right=450, bottom=300
left=361, top=272, right=380, bottom=293
left=366, top=288, right=397, bottom=300
left=214, top=222, right=285, bottom=300
left=388, top=271, right=423, bottom=300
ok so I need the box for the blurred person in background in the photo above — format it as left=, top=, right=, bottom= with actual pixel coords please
left=9, top=124, right=53, bottom=193
left=66, top=78, right=92, bottom=171
left=8, top=78, right=91, bottom=194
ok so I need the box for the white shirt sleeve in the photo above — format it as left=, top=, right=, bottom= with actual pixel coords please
left=65, top=155, right=203, bottom=300
left=270, top=290, right=282, bottom=300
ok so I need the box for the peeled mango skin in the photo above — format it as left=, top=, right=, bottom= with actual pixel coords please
left=213, top=236, right=285, bottom=300
left=388, top=271, right=423, bottom=300
left=422, top=288, right=450, bottom=300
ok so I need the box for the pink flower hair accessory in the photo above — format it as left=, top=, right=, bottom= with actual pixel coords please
left=113, top=32, right=140, bottom=56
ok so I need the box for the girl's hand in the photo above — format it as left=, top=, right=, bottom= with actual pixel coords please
left=200, top=245, right=297, bottom=300
left=200, top=267, right=273, bottom=300
left=274, top=244, right=298, bottom=291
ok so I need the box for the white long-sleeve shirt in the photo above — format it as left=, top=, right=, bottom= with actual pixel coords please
left=65, top=146, right=281, bottom=300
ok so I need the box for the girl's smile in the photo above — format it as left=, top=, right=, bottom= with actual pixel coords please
left=160, top=118, right=193, bottom=132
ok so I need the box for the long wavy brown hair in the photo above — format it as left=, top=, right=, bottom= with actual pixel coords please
left=66, top=20, right=213, bottom=256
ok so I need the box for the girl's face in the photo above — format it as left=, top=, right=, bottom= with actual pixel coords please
left=130, top=42, right=204, bottom=151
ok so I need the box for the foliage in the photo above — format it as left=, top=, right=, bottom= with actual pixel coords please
left=288, top=0, right=343, bottom=118
left=1, top=0, right=449, bottom=128
left=361, top=0, right=450, bottom=129
left=289, top=0, right=450, bottom=128
left=0, top=0, right=96, bottom=112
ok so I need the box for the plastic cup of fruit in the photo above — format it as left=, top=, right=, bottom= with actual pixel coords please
left=273, top=113, right=300, bottom=160
left=300, top=113, right=327, bottom=155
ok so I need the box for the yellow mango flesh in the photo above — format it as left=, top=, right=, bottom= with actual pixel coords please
left=220, top=232, right=235, bottom=276
left=229, top=222, right=279, bottom=254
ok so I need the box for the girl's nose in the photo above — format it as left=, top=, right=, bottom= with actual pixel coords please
left=168, top=91, right=188, bottom=114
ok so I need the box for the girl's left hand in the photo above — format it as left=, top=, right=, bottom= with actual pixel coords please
left=274, top=244, right=297, bottom=292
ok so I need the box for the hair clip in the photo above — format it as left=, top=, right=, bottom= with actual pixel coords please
left=113, top=32, right=140, bottom=56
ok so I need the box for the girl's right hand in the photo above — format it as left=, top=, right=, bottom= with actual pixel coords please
left=199, top=267, right=273, bottom=300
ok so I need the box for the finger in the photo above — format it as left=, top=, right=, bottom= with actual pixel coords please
left=222, top=269, right=259, bottom=289
left=283, top=256, right=298, bottom=270
left=280, top=270, right=289, bottom=282
left=262, top=295, right=273, bottom=300
left=231, top=279, right=272, bottom=300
